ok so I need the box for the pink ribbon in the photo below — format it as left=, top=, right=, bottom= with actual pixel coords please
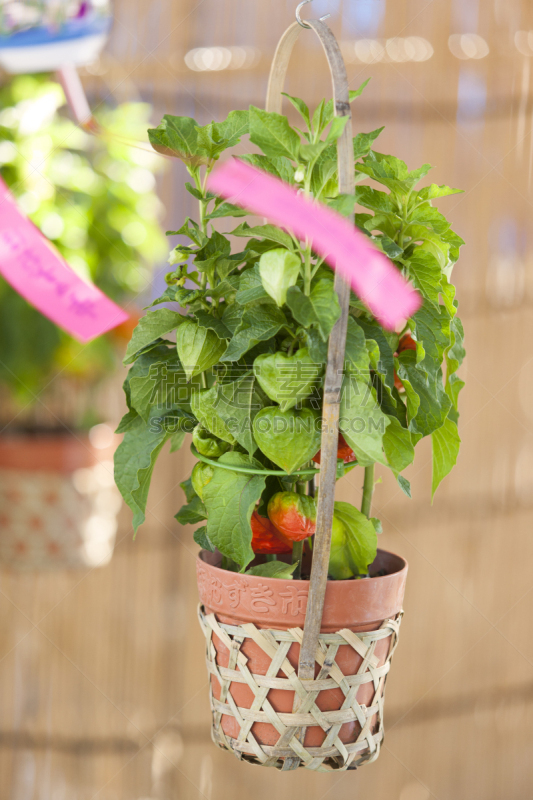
left=208, top=159, right=421, bottom=329
left=0, top=178, right=128, bottom=342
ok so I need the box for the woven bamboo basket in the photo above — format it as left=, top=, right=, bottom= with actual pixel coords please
left=197, top=12, right=407, bottom=772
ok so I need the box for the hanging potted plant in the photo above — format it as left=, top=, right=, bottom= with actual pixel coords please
left=0, top=74, right=167, bottom=569
left=114, top=16, right=465, bottom=772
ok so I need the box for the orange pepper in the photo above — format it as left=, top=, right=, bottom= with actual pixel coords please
left=251, top=510, right=292, bottom=554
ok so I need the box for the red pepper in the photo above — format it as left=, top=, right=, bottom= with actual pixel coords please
left=267, top=492, right=317, bottom=543
left=251, top=510, right=292, bottom=554
left=312, top=433, right=357, bottom=466
left=394, top=332, right=417, bottom=391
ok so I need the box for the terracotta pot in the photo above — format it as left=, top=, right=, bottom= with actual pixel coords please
left=197, top=548, right=407, bottom=769
left=0, top=432, right=120, bottom=570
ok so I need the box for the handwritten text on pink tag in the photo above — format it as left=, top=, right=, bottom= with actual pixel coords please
left=207, top=159, right=421, bottom=330
left=0, top=178, right=128, bottom=342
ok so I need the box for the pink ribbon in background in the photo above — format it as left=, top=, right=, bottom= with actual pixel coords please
left=0, top=178, right=128, bottom=342
left=208, top=159, right=421, bottom=330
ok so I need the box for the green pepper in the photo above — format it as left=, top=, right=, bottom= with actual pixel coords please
left=191, top=462, right=215, bottom=501
left=192, top=425, right=230, bottom=458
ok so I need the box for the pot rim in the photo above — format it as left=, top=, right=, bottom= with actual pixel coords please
left=197, top=547, right=408, bottom=585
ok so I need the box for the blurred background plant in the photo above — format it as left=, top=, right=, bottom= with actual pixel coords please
left=0, top=73, right=167, bottom=424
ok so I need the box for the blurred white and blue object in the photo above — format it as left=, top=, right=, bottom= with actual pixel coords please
left=0, top=0, right=111, bottom=73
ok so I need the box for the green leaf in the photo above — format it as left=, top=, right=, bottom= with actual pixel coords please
left=206, top=201, right=248, bottom=220
left=193, top=310, right=231, bottom=340
left=439, top=274, right=457, bottom=318
left=431, top=417, right=460, bottom=499
left=148, top=115, right=202, bottom=163
left=286, top=286, right=317, bottom=328
left=180, top=476, right=197, bottom=503
left=310, top=280, right=341, bottom=340
left=397, top=350, right=451, bottom=436
left=325, top=115, right=350, bottom=143
left=445, top=316, right=466, bottom=416
left=249, top=106, right=301, bottom=161
left=375, top=235, right=403, bottom=260
left=404, top=225, right=449, bottom=267
left=211, top=109, right=249, bottom=149
left=408, top=205, right=450, bottom=236
left=411, top=303, right=451, bottom=378
left=126, top=344, right=196, bottom=423
left=231, top=222, right=295, bottom=251
left=397, top=475, right=412, bottom=498
left=327, top=194, right=356, bottom=218
left=144, top=287, right=179, bottom=309
left=299, top=140, right=330, bottom=163
left=193, top=525, right=216, bottom=552
left=203, top=452, right=267, bottom=568
left=305, top=328, right=327, bottom=364
left=354, top=185, right=395, bottom=213
left=175, top=496, right=208, bottom=525
left=339, top=375, right=390, bottom=466
left=253, top=406, right=321, bottom=473
left=370, top=517, right=383, bottom=534
left=333, top=501, right=378, bottom=576
left=311, top=155, right=338, bottom=199
left=353, top=127, right=384, bottom=160
left=406, top=250, right=442, bottom=308
left=116, top=409, right=139, bottom=434
left=124, top=310, right=183, bottom=365
left=344, top=317, right=370, bottom=372
left=168, top=218, right=206, bottom=247
left=238, top=154, right=295, bottom=184
left=129, top=364, right=189, bottom=423
left=236, top=264, right=270, bottom=305
left=311, top=99, right=327, bottom=136
left=350, top=317, right=395, bottom=391
left=114, top=413, right=169, bottom=533
left=214, top=373, right=267, bottom=455
left=382, top=416, right=414, bottom=473
left=286, top=281, right=340, bottom=340
left=176, top=319, right=227, bottom=381
left=222, top=302, right=245, bottom=334
left=190, top=387, right=237, bottom=444
left=259, top=249, right=301, bottom=306
left=245, top=561, right=298, bottom=578
left=221, top=306, right=287, bottom=362
left=281, top=92, right=311, bottom=129
left=416, top=183, right=463, bottom=201
left=356, top=151, right=412, bottom=195
left=253, top=348, right=322, bottom=412
left=407, top=163, right=432, bottom=186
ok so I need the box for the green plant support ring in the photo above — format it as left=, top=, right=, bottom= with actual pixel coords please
left=190, top=445, right=356, bottom=480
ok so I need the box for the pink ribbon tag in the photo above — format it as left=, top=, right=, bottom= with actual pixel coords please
left=208, top=159, right=421, bottom=329
left=0, top=177, right=128, bottom=342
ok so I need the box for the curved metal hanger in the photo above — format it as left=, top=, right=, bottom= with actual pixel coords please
left=296, top=0, right=330, bottom=29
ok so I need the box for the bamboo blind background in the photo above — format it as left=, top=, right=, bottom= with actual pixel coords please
left=2, top=0, right=533, bottom=797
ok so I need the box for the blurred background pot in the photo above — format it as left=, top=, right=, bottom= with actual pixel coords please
left=0, top=424, right=120, bottom=569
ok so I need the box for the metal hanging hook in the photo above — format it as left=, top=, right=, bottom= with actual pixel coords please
left=296, top=0, right=330, bottom=29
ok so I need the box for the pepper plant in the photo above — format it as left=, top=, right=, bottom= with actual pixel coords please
left=114, top=82, right=465, bottom=581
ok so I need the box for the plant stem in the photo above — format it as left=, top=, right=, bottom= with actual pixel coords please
left=304, top=242, right=312, bottom=295
left=266, top=554, right=277, bottom=562
left=292, top=541, right=303, bottom=579
left=361, top=463, right=375, bottom=519
left=292, top=477, right=308, bottom=580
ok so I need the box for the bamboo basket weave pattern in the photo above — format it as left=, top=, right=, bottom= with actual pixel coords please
left=198, top=606, right=402, bottom=771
